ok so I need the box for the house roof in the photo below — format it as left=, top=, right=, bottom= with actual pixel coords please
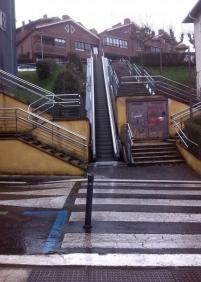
left=36, top=18, right=99, bottom=39
left=183, top=0, right=201, bottom=23
left=100, top=21, right=139, bottom=35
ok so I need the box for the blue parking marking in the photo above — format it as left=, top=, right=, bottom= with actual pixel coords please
left=24, top=210, right=68, bottom=253
left=43, top=210, right=68, bottom=254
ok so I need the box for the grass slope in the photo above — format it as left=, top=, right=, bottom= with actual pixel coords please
left=149, top=66, right=196, bottom=88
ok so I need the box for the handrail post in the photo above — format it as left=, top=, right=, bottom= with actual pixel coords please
left=83, top=174, right=94, bottom=232
left=15, top=109, right=18, bottom=133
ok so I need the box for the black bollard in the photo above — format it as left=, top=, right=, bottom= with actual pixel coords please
left=83, top=174, right=94, bottom=232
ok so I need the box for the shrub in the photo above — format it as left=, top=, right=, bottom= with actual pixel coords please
left=66, top=52, right=83, bottom=76
left=36, top=59, right=56, bottom=79
left=53, top=69, right=81, bottom=94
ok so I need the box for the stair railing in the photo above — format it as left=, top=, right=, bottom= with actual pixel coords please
left=0, top=69, right=82, bottom=118
left=0, top=107, right=88, bottom=162
left=108, top=63, right=119, bottom=96
left=85, top=56, right=96, bottom=159
left=171, top=105, right=200, bottom=157
left=102, top=56, right=120, bottom=159
left=123, top=63, right=199, bottom=103
left=0, top=68, right=54, bottom=105
left=124, top=123, right=134, bottom=164
left=28, top=94, right=81, bottom=116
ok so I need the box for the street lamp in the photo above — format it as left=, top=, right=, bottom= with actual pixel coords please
left=40, top=32, right=44, bottom=60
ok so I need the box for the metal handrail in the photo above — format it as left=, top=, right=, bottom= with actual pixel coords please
left=172, top=102, right=201, bottom=121
left=0, top=69, right=54, bottom=98
left=0, top=107, right=87, bottom=141
left=85, top=56, right=96, bottom=159
left=126, top=123, right=134, bottom=146
left=0, top=69, right=82, bottom=116
left=0, top=107, right=88, bottom=162
left=102, top=56, right=120, bottom=159
left=172, top=119, right=199, bottom=149
left=108, top=63, right=119, bottom=96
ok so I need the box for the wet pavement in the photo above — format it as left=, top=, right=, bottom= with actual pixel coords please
left=0, top=181, right=76, bottom=255
left=0, top=162, right=201, bottom=268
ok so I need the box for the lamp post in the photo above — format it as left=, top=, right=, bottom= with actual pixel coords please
left=40, top=32, right=44, bottom=60
left=188, top=46, right=193, bottom=119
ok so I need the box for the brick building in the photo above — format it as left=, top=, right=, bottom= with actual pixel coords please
left=16, top=16, right=181, bottom=62
left=16, top=15, right=99, bottom=62
left=0, top=0, right=16, bottom=73
left=100, top=19, right=179, bottom=59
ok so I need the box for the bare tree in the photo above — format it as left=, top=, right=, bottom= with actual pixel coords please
left=188, top=33, right=195, bottom=48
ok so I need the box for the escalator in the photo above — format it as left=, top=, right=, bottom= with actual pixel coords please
left=94, top=58, right=114, bottom=161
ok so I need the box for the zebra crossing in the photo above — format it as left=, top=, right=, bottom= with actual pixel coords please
left=62, top=180, right=201, bottom=262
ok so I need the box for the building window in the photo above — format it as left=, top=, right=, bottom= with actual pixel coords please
left=103, top=37, right=128, bottom=48
left=54, top=38, right=66, bottom=48
left=150, top=47, right=160, bottom=53
left=42, top=36, right=66, bottom=48
left=75, top=41, right=92, bottom=51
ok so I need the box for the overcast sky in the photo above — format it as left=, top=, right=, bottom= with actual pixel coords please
left=15, top=0, right=197, bottom=39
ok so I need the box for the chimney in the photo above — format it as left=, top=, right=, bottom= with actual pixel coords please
left=62, top=15, right=70, bottom=20
left=158, top=29, right=164, bottom=35
left=22, top=21, right=25, bottom=26
left=124, top=18, right=131, bottom=25
left=43, top=14, right=48, bottom=19
left=28, top=20, right=31, bottom=23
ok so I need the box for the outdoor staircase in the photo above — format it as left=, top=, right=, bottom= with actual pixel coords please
left=130, top=140, right=184, bottom=165
left=94, top=58, right=114, bottom=161
left=119, top=76, right=150, bottom=96
left=18, top=134, right=87, bottom=170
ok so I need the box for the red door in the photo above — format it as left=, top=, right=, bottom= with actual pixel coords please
left=147, top=101, right=168, bottom=138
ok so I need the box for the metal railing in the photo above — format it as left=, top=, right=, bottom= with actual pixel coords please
left=85, top=56, right=96, bottom=159
left=125, top=123, right=134, bottom=164
left=108, top=63, right=119, bottom=96
left=28, top=93, right=81, bottom=116
left=171, top=102, right=201, bottom=157
left=0, top=107, right=88, bottom=162
left=123, top=62, right=198, bottom=103
left=0, top=68, right=83, bottom=118
left=102, top=56, right=120, bottom=159
left=0, top=68, right=54, bottom=105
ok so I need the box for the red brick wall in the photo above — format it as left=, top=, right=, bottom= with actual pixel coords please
left=17, top=20, right=100, bottom=61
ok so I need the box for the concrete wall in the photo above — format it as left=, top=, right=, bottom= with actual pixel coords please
left=194, top=13, right=201, bottom=97
left=0, top=0, right=16, bottom=73
left=0, top=140, right=84, bottom=175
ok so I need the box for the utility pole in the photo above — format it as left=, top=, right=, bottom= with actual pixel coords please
left=40, top=32, right=44, bottom=60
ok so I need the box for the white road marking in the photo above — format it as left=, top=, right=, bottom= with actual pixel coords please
left=0, top=188, right=72, bottom=196
left=81, top=182, right=201, bottom=188
left=79, top=188, right=201, bottom=196
left=3, top=183, right=75, bottom=190
left=75, top=198, right=201, bottom=207
left=0, top=196, right=67, bottom=209
left=70, top=211, right=201, bottom=222
left=62, top=233, right=201, bottom=249
left=2, top=253, right=201, bottom=266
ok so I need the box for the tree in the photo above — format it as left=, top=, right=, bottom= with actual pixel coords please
left=188, top=33, right=195, bottom=48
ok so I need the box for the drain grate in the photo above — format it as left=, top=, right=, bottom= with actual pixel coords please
left=28, top=267, right=201, bottom=282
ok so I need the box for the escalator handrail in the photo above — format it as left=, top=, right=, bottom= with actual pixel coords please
left=102, top=56, right=120, bottom=159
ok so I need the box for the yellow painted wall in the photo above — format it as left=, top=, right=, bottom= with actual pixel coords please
left=116, top=96, right=189, bottom=138
left=0, top=92, right=90, bottom=161
left=0, top=93, right=51, bottom=119
left=176, top=143, right=201, bottom=176
left=0, top=140, right=84, bottom=175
